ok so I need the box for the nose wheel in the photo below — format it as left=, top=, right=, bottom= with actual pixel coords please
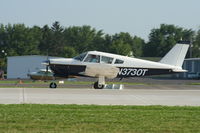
left=50, top=82, right=57, bottom=88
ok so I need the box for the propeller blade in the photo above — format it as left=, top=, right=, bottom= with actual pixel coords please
left=46, top=66, right=48, bottom=73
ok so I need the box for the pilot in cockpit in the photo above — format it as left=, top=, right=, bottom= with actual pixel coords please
left=90, top=55, right=99, bottom=63
left=84, top=54, right=100, bottom=63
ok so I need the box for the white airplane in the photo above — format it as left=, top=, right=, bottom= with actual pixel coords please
left=45, top=41, right=189, bottom=89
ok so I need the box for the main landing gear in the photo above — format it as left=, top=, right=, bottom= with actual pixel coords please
left=94, top=81, right=104, bottom=89
left=93, top=76, right=105, bottom=89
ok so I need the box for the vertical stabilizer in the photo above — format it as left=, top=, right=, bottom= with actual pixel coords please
left=159, top=42, right=189, bottom=67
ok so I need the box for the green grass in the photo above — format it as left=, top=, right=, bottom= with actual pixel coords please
left=0, top=104, right=200, bottom=133
left=0, top=80, right=93, bottom=85
left=0, top=80, right=47, bottom=84
left=188, top=82, right=200, bottom=85
left=0, top=80, right=199, bottom=88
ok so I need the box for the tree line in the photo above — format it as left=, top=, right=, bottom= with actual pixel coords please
left=0, top=22, right=200, bottom=70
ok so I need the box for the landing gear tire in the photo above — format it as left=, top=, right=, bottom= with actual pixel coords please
left=50, top=82, right=57, bottom=88
left=94, top=82, right=104, bottom=89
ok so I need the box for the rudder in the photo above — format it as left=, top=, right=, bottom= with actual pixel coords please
left=159, top=41, right=190, bottom=67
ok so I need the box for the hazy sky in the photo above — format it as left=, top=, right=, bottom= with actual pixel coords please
left=0, top=0, right=200, bottom=40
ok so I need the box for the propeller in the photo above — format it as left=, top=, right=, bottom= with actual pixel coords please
left=41, top=56, right=50, bottom=74
left=45, top=50, right=49, bottom=74
left=27, top=69, right=30, bottom=77
left=45, top=56, right=50, bottom=74
left=41, top=56, right=50, bottom=81
left=46, top=65, right=49, bottom=73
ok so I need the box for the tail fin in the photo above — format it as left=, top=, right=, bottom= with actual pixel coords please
left=159, top=41, right=190, bottom=67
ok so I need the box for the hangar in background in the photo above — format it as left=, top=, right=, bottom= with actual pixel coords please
left=7, top=55, right=63, bottom=79
left=175, top=58, right=200, bottom=79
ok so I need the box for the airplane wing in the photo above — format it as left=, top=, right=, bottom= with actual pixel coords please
left=79, top=64, right=119, bottom=79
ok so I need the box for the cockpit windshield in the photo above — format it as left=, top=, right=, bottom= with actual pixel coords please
left=73, top=52, right=87, bottom=61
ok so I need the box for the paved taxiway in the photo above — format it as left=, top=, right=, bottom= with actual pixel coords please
left=0, top=86, right=200, bottom=106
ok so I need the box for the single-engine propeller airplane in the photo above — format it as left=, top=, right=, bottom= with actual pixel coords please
left=44, top=41, right=190, bottom=89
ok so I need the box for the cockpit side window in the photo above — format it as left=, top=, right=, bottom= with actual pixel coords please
left=101, top=56, right=113, bottom=64
left=73, top=52, right=87, bottom=61
left=114, top=59, right=124, bottom=64
left=84, top=54, right=100, bottom=63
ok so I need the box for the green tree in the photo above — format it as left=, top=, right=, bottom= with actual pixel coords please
left=61, top=46, right=77, bottom=58
left=64, top=25, right=104, bottom=53
left=111, top=32, right=133, bottom=55
left=0, top=24, right=6, bottom=58
left=0, top=24, right=6, bottom=70
left=4, top=24, right=41, bottom=56
left=132, top=36, right=145, bottom=57
left=106, top=32, right=144, bottom=56
left=50, top=21, right=66, bottom=56
left=39, top=21, right=68, bottom=57
left=101, top=34, right=112, bottom=53
left=144, top=24, right=194, bottom=57
left=109, top=39, right=132, bottom=56
left=39, top=25, right=53, bottom=55
left=192, top=29, right=200, bottom=57
left=26, top=26, right=42, bottom=54
left=88, top=30, right=105, bottom=51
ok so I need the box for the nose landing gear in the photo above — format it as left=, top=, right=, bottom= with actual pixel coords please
left=50, top=82, right=57, bottom=88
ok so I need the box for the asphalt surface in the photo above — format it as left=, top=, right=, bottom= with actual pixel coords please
left=0, top=86, right=200, bottom=106
left=1, top=77, right=200, bottom=106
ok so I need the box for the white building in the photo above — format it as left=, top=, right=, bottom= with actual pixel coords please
left=7, top=55, right=63, bottom=79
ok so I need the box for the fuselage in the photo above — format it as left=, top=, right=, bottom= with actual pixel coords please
left=48, top=51, right=184, bottom=78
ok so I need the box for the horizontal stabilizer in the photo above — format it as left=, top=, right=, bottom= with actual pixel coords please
left=172, top=69, right=188, bottom=73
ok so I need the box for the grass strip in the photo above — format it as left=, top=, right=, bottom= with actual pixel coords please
left=188, top=83, right=200, bottom=85
left=0, top=104, right=200, bottom=133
